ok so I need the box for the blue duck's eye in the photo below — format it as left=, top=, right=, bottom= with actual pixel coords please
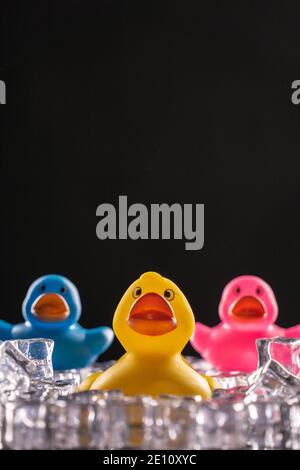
left=60, top=287, right=67, bottom=294
left=40, top=284, right=46, bottom=292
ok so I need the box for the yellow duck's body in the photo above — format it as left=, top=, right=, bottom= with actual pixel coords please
left=81, top=352, right=213, bottom=398
left=80, top=272, right=216, bottom=399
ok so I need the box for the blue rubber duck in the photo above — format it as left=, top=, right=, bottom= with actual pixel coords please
left=0, top=274, right=114, bottom=370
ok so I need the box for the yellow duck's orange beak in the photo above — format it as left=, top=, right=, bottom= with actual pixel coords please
left=231, top=295, right=265, bottom=321
left=128, top=293, right=177, bottom=336
left=32, top=293, right=70, bottom=322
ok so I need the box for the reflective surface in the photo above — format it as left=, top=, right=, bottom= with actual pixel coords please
left=0, top=337, right=300, bottom=449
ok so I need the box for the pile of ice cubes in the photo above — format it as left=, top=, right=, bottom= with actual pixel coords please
left=0, top=337, right=300, bottom=449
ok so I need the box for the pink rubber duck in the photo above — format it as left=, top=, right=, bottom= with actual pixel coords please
left=190, top=275, right=300, bottom=372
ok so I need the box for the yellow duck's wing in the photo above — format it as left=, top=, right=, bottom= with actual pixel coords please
left=181, top=355, right=219, bottom=391
left=201, top=374, right=220, bottom=391
left=78, top=353, right=129, bottom=392
left=78, top=371, right=102, bottom=391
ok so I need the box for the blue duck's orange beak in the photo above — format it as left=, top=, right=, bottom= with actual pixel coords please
left=128, top=292, right=177, bottom=336
left=31, top=293, right=70, bottom=322
left=231, top=296, right=265, bottom=322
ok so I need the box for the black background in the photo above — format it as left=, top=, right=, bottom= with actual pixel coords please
left=1, top=1, right=300, bottom=360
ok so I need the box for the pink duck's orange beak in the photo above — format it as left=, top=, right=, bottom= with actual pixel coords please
left=231, top=295, right=265, bottom=322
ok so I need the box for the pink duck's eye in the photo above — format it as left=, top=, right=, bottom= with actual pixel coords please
left=235, top=287, right=241, bottom=294
left=256, top=287, right=262, bottom=295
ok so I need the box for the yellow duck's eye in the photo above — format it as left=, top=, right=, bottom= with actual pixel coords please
left=132, top=286, right=142, bottom=298
left=164, top=289, right=175, bottom=301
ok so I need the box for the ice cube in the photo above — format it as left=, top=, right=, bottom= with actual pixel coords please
left=257, top=337, right=300, bottom=376
left=123, top=396, right=154, bottom=449
left=53, top=369, right=81, bottom=386
left=210, top=371, right=251, bottom=390
left=49, top=399, right=102, bottom=449
left=50, top=378, right=78, bottom=397
left=269, top=338, right=300, bottom=377
left=4, top=400, right=49, bottom=449
left=0, top=343, right=30, bottom=394
left=103, top=390, right=128, bottom=449
left=0, top=401, right=3, bottom=449
left=49, top=390, right=127, bottom=450
left=287, top=395, right=300, bottom=449
left=247, top=398, right=291, bottom=449
left=152, top=395, right=201, bottom=450
left=0, top=339, right=54, bottom=387
left=246, top=338, right=300, bottom=400
left=194, top=398, right=248, bottom=449
left=14, top=339, right=54, bottom=379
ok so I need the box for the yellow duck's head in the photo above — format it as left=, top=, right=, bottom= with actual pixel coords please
left=113, top=271, right=195, bottom=356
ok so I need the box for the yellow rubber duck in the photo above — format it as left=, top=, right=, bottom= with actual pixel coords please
left=79, top=272, right=216, bottom=399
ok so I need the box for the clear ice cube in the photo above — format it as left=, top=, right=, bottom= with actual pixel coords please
left=123, top=396, right=154, bottom=449
left=0, top=339, right=54, bottom=389
left=152, top=395, right=201, bottom=450
left=194, top=398, right=249, bottom=449
left=4, top=400, right=49, bottom=449
left=246, top=338, right=300, bottom=400
left=49, top=399, right=103, bottom=449
left=287, top=395, right=300, bottom=449
left=0, top=342, right=31, bottom=394
left=211, top=371, right=251, bottom=390
left=103, top=390, right=128, bottom=449
left=257, top=337, right=300, bottom=376
left=49, top=390, right=127, bottom=450
left=247, top=399, right=291, bottom=449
